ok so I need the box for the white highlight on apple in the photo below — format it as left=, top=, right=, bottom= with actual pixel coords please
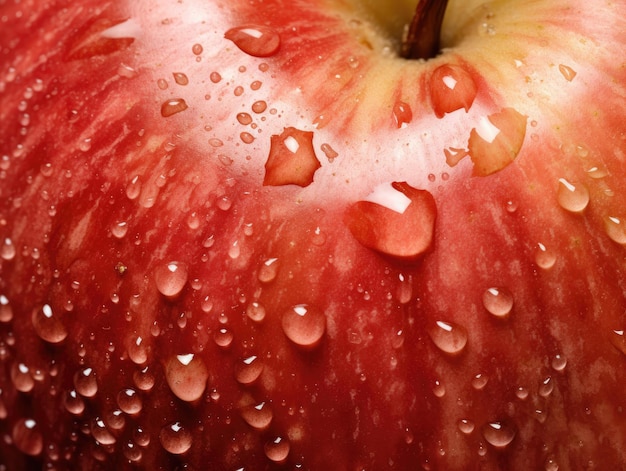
left=363, top=182, right=411, bottom=214
left=443, top=75, right=457, bottom=89
left=100, top=18, right=141, bottom=39
left=240, top=27, right=263, bottom=39
left=177, top=354, right=195, bottom=366
left=476, top=116, right=501, bottom=143
left=284, top=136, right=300, bottom=153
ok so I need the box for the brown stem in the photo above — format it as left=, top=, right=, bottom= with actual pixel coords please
left=401, top=0, right=449, bottom=60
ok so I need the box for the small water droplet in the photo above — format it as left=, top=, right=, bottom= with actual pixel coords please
left=252, top=100, right=267, bottom=113
left=63, top=389, right=85, bottom=415
left=472, top=373, right=489, bottom=390
left=165, top=354, right=208, bottom=402
left=481, top=421, right=516, bottom=448
left=545, top=456, right=559, bottom=471
left=161, top=98, right=188, bottom=117
left=11, top=362, right=34, bottom=392
left=609, top=329, right=626, bottom=354
left=458, top=419, right=475, bottom=434
left=258, top=258, right=279, bottom=283
left=126, top=175, right=142, bottom=200
left=154, top=261, right=188, bottom=297
left=264, top=127, right=320, bottom=187
left=1, top=238, right=16, bottom=260
left=241, top=401, right=273, bottom=429
left=551, top=354, right=567, bottom=372
left=192, top=43, right=203, bottom=55
left=237, top=112, right=253, bottom=125
left=214, top=328, right=234, bottom=348
left=482, top=287, right=514, bottom=318
left=539, top=376, right=554, bottom=397
left=430, top=64, right=477, bottom=118
left=160, top=422, right=192, bottom=454
left=604, top=216, right=626, bottom=245
left=74, top=367, right=98, bottom=397
left=117, top=388, right=142, bottom=415
left=428, top=320, right=468, bottom=355
left=557, top=178, right=589, bottom=213
left=0, top=295, right=13, bottom=322
left=282, top=304, right=326, bottom=348
left=558, top=64, right=577, bottom=82
left=128, top=336, right=149, bottom=365
left=246, top=302, right=266, bottom=322
left=235, top=355, right=264, bottom=385
left=210, top=71, right=222, bottom=83
left=32, top=304, right=68, bottom=343
left=123, top=440, right=143, bottom=463
left=12, top=418, right=43, bottom=456
left=240, top=131, right=255, bottom=144
left=172, top=72, right=189, bottom=86
left=157, top=78, right=168, bottom=90
left=432, top=380, right=446, bottom=398
left=225, top=25, right=281, bottom=57
left=264, top=436, right=290, bottom=463
left=515, top=386, right=529, bottom=400
left=393, top=101, right=412, bottom=128
left=134, top=366, right=155, bottom=391
left=535, top=242, right=557, bottom=269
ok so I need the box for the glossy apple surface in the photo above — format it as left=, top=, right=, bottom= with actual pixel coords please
left=0, top=0, right=625, bottom=469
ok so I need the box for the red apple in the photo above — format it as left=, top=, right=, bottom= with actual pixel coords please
left=1, top=0, right=625, bottom=469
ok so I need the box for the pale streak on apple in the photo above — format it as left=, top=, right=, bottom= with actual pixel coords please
left=362, top=182, right=412, bottom=214
left=99, top=18, right=141, bottom=39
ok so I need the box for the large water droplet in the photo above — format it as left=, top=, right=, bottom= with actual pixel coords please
left=264, top=127, right=320, bottom=187
left=481, top=421, right=516, bottom=448
left=12, top=418, right=43, bottom=456
left=32, top=304, right=68, bottom=343
left=241, top=401, right=273, bottom=429
left=165, top=354, right=208, bottom=402
left=264, top=436, right=290, bottom=463
left=225, top=25, right=281, bottom=57
left=154, top=261, right=188, bottom=298
left=428, top=320, right=468, bottom=355
left=557, top=178, right=589, bottom=213
left=74, top=367, right=98, bottom=397
left=482, top=287, right=513, bottom=318
left=160, top=422, right=192, bottom=455
left=282, top=304, right=326, bottom=348
left=161, top=98, right=188, bottom=117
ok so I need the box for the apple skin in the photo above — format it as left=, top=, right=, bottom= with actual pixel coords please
left=1, top=0, right=626, bottom=470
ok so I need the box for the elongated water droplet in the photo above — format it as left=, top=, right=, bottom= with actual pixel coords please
left=264, top=127, right=320, bottom=187
left=557, top=178, right=589, bottom=213
left=539, top=376, right=554, bottom=397
left=154, top=261, right=188, bottom=297
left=32, top=304, right=68, bottom=343
left=430, top=64, right=477, bottom=118
left=0, top=295, right=13, bottom=322
left=160, top=422, right=192, bottom=455
left=161, top=98, right=188, bottom=117
left=241, top=401, right=273, bottom=429
left=482, top=287, right=513, bottom=318
left=235, top=355, right=264, bottom=385
left=535, top=242, right=557, bottom=269
left=12, top=419, right=43, bottom=456
left=225, top=25, right=281, bottom=57
left=172, top=72, right=189, bottom=86
left=481, top=421, right=516, bottom=448
left=428, top=320, right=468, bottom=355
left=258, top=258, right=279, bottom=283
left=282, top=304, right=326, bottom=348
left=558, top=64, right=576, bottom=82
left=264, top=436, right=290, bottom=463
left=165, top=354, right=208, bottom=402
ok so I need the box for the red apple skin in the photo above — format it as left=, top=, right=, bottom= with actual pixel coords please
left=1, top=0, right=626, bottom=470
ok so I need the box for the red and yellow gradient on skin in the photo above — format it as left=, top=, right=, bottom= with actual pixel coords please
left=0, top=0, right=625, bottom=469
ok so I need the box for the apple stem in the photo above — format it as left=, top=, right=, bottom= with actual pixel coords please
left=401, top=0, right=449, bottom=60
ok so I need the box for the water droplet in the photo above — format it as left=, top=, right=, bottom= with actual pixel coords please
left=192, top=43, right=203, bottom=55
left=214, top=328, right=234, bottom=348
left=133, top=366, right=155, bottom=391
left=32, top=304, right=68, bottom=343
left=123, top=440, right=143, bottom=463
left=396, top=274, right=413, bottom=304
left=545, top=456, right=559, bottom=471
left=345, top=182, right=437, bottom=261
left=264, top=436, right=290, bottom=463
left=161, top=98, right=188, bottom=117
left=432, top=380, right=446, bottom=398
left=282, top=304, right=326, bottom=348
left=172, top=72, right=189, bottom=86
left=539, top=376, right=554, bottom=397
left=91, top=417, right=116, bottom=445
left=74, top=367, right=98, bottom=397
left=12, top=418, right=43, bottom=456
left=558, top=64, right=576, bottom=82
left=154, top=261, right=188, bottom=297
left=250, top=80, right=262, bottom=90
left=468, top=108, right=527, bottom=176
left=157, top=78, right=168, bottom=90
left=458, top=419, right=475, bottom=434
left=604, top=216, right=626, bottom=245
left=240, top=131, right=255, bottom=144
left=165, top=354, right=208, bottom=402
left=246, top=302, right=266, bottom=322
left=0, top=295, right=13, bottom=322
left=482, top=287, right=513, bottom=318
left=535, top=243, right=557, bottom=269
left=241, top=401, right=273, bottom=429
left=128, top=336, right=149, bottom=365
left=225, top=25, right=281, bottom=57
left=126, top=175, right=142, bottom=200
left=393, top=101, right=412, bottom=128
left=427, top=320, right=468, bottom=355
left=481, top=421, right=516, bottom=448
left=11, top=363, right=34, bottom=392
left=235, top=355, right=264, bottom=385
left=515, top=386, right=529, bottom=400
left=237, top=112, right=253, bottom=125
left=258, top=258, right=279, bottom=283
left=160, top=422, right=192, bottom=455
left=551, top=354, right=567, bottom=372
left=63, top=389, right=85, bottom=415
left=1, top=238, right=16, bottom=260
left=609, top=329, right=626, bottom=355
left=264, top=127, right=320, bottom=187
left=472, top=373, right=489, bottom=390
left=557, top=178, right=589, bottom=213
left=117, top=388, right=142, bottom=415
left=430, top=64, right=477, bottom=118
left=252, top=100, right=267, bottom=113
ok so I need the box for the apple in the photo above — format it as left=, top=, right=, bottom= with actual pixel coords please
left=0, top=0, right=625, bottom=469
